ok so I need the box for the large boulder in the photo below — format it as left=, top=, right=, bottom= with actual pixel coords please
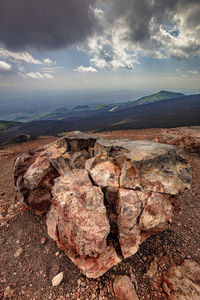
left=14, top=131, right=192, bottom=278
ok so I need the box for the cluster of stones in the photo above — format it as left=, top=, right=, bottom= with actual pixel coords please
left=14, top=131, right=192, bottom=278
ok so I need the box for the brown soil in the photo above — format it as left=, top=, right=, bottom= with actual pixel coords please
left=0, top=128, right=200, bottom=299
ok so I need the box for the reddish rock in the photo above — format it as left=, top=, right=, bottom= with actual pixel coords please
left=117, top=189, right=142, bottom=258
left=87, top=160, right=120, bottom=188
left=46, top=169, right=121, bottom=278
left=113, top=275, right=139, bottom=300
left=14, top=131, right=192, bottom=278
left=162, top=260, right=200, bottom=299
left=15, top=149, right=58, bottom=213
left=47, top=142, right=71, bottom=175
left=155, top=132, right=200, bottom=153
left=94, top=139, right=113, bottom=156
left=139, top=192, right=174, bottom=232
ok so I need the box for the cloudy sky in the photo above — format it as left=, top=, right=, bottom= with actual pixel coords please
left=0, top=0, right=200, bottom=96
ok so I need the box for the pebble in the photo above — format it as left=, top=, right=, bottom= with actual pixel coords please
left=14, top=248, right=23, bottom=257
left=52, top=272, right=64, bottom=287
left=77, top=279, right=81, bottom=286
left=41, top=237, right=47, bottom=245
left=4, top=286, right=15, bottom=299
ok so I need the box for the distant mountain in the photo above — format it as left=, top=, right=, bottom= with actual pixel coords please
left=72, top=105, right=91, bottom=111
left=0, top=92, right=199, bottom=144
left=39, top=90, right=185, bottom=121
left=135, top=90, right=185, bottom=105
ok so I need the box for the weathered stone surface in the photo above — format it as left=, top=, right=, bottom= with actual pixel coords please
left=14, top=131, right=192, bottom=278
left=63, top=131, right=97, bottom=153
left=113, top=275, right=139, bottom=300
left=46, top=169, right=121, bottom=278
left=162, top=260, right=200, bottom=299
left=139, top=192, right=174, bottom=232
left=94, top=139, right=113, bottom=156
left=15, top=149, right=58, bottom=213
left=47, top=142, right=71, bottom=176
left=120, top=141, right=191, bottom=195
left=117, top=189, right=142, bottom=258
left=155, top=131, right=200, bottom=153
left=87, top=159, right=120, bottom=188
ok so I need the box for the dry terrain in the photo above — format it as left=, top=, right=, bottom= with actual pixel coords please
left=0, top=127, right=200, bottom=299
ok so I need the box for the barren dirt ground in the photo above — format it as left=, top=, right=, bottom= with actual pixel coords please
left=0, top=128, right=200, bottom=299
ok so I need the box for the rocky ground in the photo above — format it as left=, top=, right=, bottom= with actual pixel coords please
left=0, top=127, right=200, bottom=299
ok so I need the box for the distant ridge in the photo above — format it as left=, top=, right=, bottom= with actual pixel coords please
left=0, top=92, right=199, bottom=145
left=135, top=90, right=185, bottom=104
left=38, top=90, right=186, bottom=121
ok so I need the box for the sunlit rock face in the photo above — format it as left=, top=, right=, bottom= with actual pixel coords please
left=14, top=131, right=192, bottom=278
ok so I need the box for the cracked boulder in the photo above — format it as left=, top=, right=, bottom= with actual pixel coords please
left=14, top=131, right=192, bottom=278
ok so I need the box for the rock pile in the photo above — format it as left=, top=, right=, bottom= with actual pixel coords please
left=14, top=131, right=192, bottom=278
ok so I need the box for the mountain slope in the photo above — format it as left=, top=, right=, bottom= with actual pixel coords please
left=0, top=93, right=199, bottom=144
left=38, top=90, right=185, bottom=121
left=135, top=90, right=185, bottom=104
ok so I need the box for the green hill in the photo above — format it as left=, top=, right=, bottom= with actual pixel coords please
left=136, top=90, right=185, bottom=104
left=0, top=121, right=19, bottom=132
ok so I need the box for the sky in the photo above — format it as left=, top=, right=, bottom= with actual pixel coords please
left=0, top=0, right=200, bottom=98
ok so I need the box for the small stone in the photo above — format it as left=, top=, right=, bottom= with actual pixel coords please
left=77, top=279, right=81, bottom=286
left=4, top=286, right=15, bottom=299
left=14, top=248, right=23, bottom=257
left=52, top=272, right=64, bottom=287
left=81, top=281, right=86, bottom=287
left=55, top=252, right=59, bottom=256
left=113, top=275, right=139, bottom=300
left=41, top=237, right=47, bottom=245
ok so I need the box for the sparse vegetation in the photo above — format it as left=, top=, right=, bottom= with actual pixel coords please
left=0, top=121, right=19, bottom=132
left=136, top=90, right=185, bottom=104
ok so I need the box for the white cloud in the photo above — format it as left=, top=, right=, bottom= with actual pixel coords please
left=17, top=64, right=24, bottom=72
left=75, top=3, right=200, bottom=71
left=78, top=17, right=138, bottom=71
left=74, top=66, right=97, bottom=73
left=43, top=58, right=54, bottom=64
left=40, top=66, right=64, bottom=73
left=188, top=70, right=199, bottom=75
left=0, top=48, right=43, bottom=64
left=26, top=72, right=53, bottom=79
left=0, top=60, right=12, bottom=71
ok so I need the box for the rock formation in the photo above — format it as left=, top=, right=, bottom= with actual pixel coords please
left=162, top=260, right=200, bottom=299
left=154, top=128, right=200, bottom=153
left=14, top=131, right=192, bottom=278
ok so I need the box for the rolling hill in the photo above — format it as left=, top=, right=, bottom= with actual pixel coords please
left=135, top=90, right=185, bottom=104
left=0, top=92, right=199, bottom=144
left=38, top=90, right=186, bottom=121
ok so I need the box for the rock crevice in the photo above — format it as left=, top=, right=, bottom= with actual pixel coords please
left=14, top=131, right=192, bottom=278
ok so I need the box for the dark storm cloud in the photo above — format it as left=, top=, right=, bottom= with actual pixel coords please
left=0, top=0, right=199, bottom=60
left=0, top=0, right=97, bottom=51
left=104, top=0, right=200, bottom=45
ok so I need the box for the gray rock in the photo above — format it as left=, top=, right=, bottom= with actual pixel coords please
left=52, top=272, right=64, bottom=287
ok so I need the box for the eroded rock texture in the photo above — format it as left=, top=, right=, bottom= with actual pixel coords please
left=14, top=131, right=192, bottom=278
